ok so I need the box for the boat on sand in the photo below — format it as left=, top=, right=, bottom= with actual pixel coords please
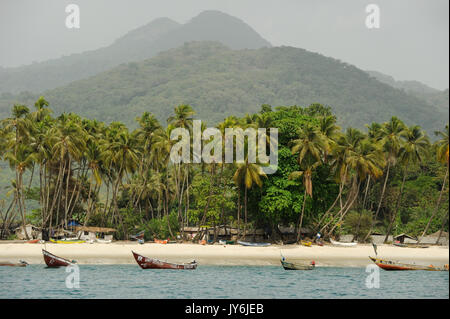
left=237, top=240, right=271, bottom=247
left=330, top=239, right=357, bottom=247
left=132, top=251, right=197, bottom=270
left=50, top=238, right=86, bottom=244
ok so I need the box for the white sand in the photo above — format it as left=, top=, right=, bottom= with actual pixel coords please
left=0, top=241, right=448, bottom=267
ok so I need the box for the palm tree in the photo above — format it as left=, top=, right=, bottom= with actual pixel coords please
left=419, top=125, right=449, bottom=242
left=99, top=123, right=140, bottom=238
left=290, top=123, right=328, bottom=241
left=48, top=114, right=86, bottom=229
left=3, top=144, right=37, bottom=239
left=318, top=115, right=340, bottom=163
left=233, top=159, right=266, bottom=239
left=318, top=128, right=364, bottom=233
left=384, top=125, right=429, bottom=242
left=364, top=117, right=406, bottom=241
left=167, top=104, right=195, bottom=131
left=1, top=104, right=33, bottom=239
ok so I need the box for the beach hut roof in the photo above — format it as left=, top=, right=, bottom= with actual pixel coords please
left=75, top=226, right=116, bottom=233
left=394, top=233, right=416, bottom=240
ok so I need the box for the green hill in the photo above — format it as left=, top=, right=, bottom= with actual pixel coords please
left=367, top=70, right=449, bottom=112
left=0, top=11, right=271, bottom=94
left=0, top=42, right=447, bottom=135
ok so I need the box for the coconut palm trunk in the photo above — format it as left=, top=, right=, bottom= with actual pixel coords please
left=418, top=165, right=448, bottom=243
left=384, top=167, right=408, bottom=243
left=296, top=188, right=308, bottom=242
left=364, top=161, right=391, bottom=241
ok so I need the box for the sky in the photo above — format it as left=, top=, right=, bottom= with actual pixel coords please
left=0, top=0, right=448, bottom=90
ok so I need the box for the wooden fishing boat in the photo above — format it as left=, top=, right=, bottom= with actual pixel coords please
left=369, top=256, right=449, bottom=271
left=154, top=238, right=168, bottom=244
left=330, top=239, right=357, bottom=247
left=50, top=238, right=86, bottom=244
left=26, top=239, right=40, bottom=244
left=131, top=251, right=197, bottom=270
left=0, top=260, right=28, bottom=267
left=237, top=240, right=271, bottom=247
left=281, top=259, right=315, bottom=270
left=301, top=241, right=312, bottom=247
left=218, top=240, right=235, bottom=245
left=42, top=249, right=75, bottom=268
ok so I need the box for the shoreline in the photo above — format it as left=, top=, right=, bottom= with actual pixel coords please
left=0, top=242, right=448, bottom=267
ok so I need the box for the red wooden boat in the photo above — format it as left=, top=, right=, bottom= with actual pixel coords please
left=0, top=261, right=28, bottom=267
left=132, top=251, right=197, bottom=270
left=369, top=256, right=449, bottom=271
left=154, top=238, right=168, bottom=244
left=42, top=249, right=75, bottom=268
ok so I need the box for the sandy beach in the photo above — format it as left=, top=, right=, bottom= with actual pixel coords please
left=0, top=241, right=448, bottom=267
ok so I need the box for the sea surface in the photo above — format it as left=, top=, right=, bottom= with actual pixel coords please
left=0, top=265, right=448, bottom=299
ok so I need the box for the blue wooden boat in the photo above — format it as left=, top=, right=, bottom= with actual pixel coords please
left=237, top=240, right=271, bottom=247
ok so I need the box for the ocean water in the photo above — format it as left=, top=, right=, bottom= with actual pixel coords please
left=0, top=265, right=448, bottom=299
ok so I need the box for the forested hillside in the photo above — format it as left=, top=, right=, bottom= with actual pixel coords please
left=0, top=11, right=271, bottom=94
left=1, top=42, right=446, bottom=135
left=367, top=70, right=449, bottom=112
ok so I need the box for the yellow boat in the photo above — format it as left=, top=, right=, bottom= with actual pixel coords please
left=50, top=238, right=86, bottom=244
left=301, top=241, right=312, bottom=247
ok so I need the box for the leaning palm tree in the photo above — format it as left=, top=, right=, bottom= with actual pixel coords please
left=4, top=144, right=37, bottom=240
left=384, top=125, right=429, bottom=242
left=419, top=124, right=449, bottom=242
left=364, top=117, right=406, bottom=241
left=317, top=128, right=364, bottom=232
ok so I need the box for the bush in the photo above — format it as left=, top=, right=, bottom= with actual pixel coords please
left=342, top=210, right=372, bottom=241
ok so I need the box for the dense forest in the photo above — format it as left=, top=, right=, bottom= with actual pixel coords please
left=0, top=97, right=448, bottom=243
left=1, top=42, right=447, bottom=136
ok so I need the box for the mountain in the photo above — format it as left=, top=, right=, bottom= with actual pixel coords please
left=1, top=42, right=447, bottom=135
left=367, top=70, right=449, bottom=111
left=0, top=11, right=271, bottom=94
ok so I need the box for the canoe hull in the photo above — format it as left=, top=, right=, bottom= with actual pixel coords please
left=237, top=240, right=271, bottom=247
left=42, top=249, right=73, bottom=268
left=369, top=257, right=448, bottom=271
left=132, top=251, right=197, bottom=270
left=330, top=239, right=357, bottom=247
left=0, top=262, right=27, bottom=267
left=281, top=260, right=314, bottom=270
left=50, top=239, right=86, bottom=244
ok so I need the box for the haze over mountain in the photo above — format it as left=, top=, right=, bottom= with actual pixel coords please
left=367, top=70, right=449, bottom=112
left=1, top=41, right=446, bottom=136
left=0, top=11, right=271, bottom=94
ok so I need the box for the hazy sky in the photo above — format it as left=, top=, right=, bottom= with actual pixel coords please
left=0, top=0, right=448, bottom=89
